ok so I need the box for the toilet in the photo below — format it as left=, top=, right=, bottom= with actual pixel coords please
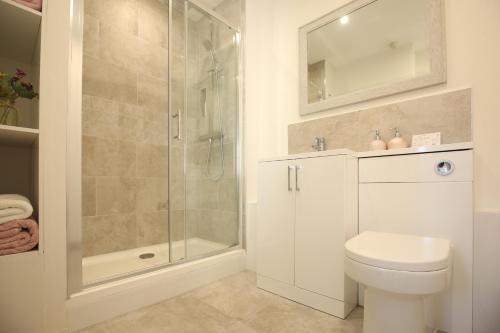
left=344, top=231, right=452, bottom=333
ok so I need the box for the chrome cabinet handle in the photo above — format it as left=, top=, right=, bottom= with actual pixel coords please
left=173, top=109, right=181, bottom=140
left=288, top=166, right=293, bottom=191
left=295, top=165, right=302, bottom=192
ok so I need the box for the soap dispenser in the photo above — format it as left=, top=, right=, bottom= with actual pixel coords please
left=369, top=130, right=387, bottom=151
left=387, top=127, right=408, bottom=150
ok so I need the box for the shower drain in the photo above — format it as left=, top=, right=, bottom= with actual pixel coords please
left=139, top=253, right=155, bottom=259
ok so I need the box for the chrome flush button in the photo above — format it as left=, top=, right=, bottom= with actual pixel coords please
left=435, top=160, right=455, bottom=176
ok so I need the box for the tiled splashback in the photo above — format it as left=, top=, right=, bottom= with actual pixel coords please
left=289, top=89, right=471, bottom=154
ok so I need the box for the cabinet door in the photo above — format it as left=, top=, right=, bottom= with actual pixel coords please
left=257, top=160, right=295, bottom=285
left=294, top=156, right=346, bottom=299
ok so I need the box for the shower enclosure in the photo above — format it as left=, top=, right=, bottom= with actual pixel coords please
left=71, top=0, right=242, bottom=288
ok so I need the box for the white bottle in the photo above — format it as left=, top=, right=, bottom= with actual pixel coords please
left=369, top=130, right=387, bottom=151
left=387, top=127, right=408, bottom=150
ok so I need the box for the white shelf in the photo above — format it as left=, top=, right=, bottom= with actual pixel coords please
left=0, top=0, right=42, bottom=63
left=0, top=124, right=39, bottom=146
left=0, top=249, right=39, bottom=263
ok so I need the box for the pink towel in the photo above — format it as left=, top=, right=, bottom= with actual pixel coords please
left=12, top=0, right=42, bottom=11
left=0, top=218, right=39, bottom=256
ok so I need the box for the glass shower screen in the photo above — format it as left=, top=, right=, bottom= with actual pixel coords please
left=169, top=1, right=240, bottom=262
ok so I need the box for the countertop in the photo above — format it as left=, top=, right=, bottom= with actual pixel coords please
left=259, top=142, right=473, bottom=162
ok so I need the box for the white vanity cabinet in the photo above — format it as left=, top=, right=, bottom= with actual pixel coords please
left=257, top=152, right=358, bottom=318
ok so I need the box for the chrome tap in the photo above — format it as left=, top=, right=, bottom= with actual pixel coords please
left=312, top=137, right=326, bottom=151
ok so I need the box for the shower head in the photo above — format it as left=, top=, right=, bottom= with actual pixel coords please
left=203, top=39, right=220, bottom=71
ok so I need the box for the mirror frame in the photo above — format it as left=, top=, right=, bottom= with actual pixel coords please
left=299, top=0, right=446, bottom=115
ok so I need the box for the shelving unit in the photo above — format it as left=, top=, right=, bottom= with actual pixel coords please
left=0, top=124, right=39, bottom=146
left=0, top=0, right=41, bottom=210
left=0, top=0, right=41, bottom=248
left=0, top=0, right=41, bottom=130
left=0, top=1, right=44, bottom=332
left=0, top=1, right=45, bottom=332
left=0, top=0, right=41, bottom=215
left=0, top=0, right=42, bottom=63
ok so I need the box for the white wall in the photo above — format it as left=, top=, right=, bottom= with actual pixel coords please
left=245, top=0, right=500, bottom=210
left=329, top=44, right=415, bottom=96
left=245, top=1, right=500, bottom=331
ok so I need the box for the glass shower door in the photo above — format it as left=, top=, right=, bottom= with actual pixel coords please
left=170, top=1, right=240, bottom=262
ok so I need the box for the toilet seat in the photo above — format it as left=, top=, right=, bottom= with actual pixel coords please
left=345, top=231, right=451, bottom=272
left=345, top=231, right=452, bottom=295
left=344, top=257, right=448, bottom=295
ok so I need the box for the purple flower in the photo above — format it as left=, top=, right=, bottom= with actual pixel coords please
left=15, top=68, right=26, bottom=79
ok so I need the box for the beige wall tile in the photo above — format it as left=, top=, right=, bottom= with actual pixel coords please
left=119, top=115, right=144, bottom=142
left=288, top=89, right=472, bottom=154
left=82, top=94, right=120, bottom=114
left=138, top=0, right=169, bottom=48
left=84, top=0, right=138, bottom=36
left=83, top=95, right=145, bottom=142
left=82, top=0, right=173, bottom=258
left=136, top=211, right=169, bottom=247
left=82, top=136, right=137, bottom=177
left=170, top=210, right=185, bottom=242
left=119, top=102, right=145, bottom=120
left=213, top=0, right=243, bottom=29
left=96, top=177, right=137, bottom=215
left=195, top=210, right=238, bottom=246
left=82, top=214, right=137, bottom=257
left=142, top=120, right=169, bottom=146
left=137, top=144, right=169, bottom=178
left=185, top=170, right=201, bottom=210
left=198, top=179, right=219, bottom=210
left=169, top=147, right=185, bottom=211
left=82, top=176, right=97, bottom=217
left=218, top=178, right=238, bottom=212
left=137, top=39, right=169, bottom=80
left=83, top=14, right=100, bottom=58
left=83, top=105, right=120, bottom=140
left=98, top=23, right=142, bottom=72
left=83, top=56, right=138, bottom=105
left=138, top=74, right=169, bottom=115
left=185, top=210, right=200, bottom=240
left=136, top=177, right=168, bottom=212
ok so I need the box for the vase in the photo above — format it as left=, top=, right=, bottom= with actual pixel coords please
left=0, top=106, right=18, bottom=126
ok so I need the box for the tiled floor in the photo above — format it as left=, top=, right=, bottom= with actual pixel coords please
left=79, top=271, right=363, bottom=333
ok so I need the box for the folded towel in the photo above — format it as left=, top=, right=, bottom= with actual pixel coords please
left=0, top=194, right=34, bottom=224
left=12, top=0, right=42, bottom=11
left=0, top=218, right=39, bottom=256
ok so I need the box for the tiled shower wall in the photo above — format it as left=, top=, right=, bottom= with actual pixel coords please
left=81, top=0, right=243, bottom=257
left=289, top=89, right=472, bottom=154
left=82, top=0, right=169, bottom=257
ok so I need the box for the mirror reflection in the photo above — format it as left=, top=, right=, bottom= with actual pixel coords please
left=307, top=0, right=431, bottom=104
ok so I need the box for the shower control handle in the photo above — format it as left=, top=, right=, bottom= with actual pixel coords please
left=288, top=166, right=293, bottom=191
left=173, top=109, right=181, bottom=140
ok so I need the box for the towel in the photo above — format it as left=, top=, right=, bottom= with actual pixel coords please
left=0, top=218, right=39, bottom=256
left=0, top=194, right=34, bottom=224
left=12, top=0, right=42, bottom=11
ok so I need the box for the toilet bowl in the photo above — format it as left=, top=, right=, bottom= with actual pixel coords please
left=344, top=231, right=451, bottom=333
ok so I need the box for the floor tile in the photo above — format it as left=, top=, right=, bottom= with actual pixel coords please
left=78, top=271, right=363, bottom=333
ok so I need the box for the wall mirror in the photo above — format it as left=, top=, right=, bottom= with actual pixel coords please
left=299, top=0, right=446, bottom=115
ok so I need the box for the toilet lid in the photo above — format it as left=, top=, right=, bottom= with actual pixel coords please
left=345, top=231, right=451, bottom=272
